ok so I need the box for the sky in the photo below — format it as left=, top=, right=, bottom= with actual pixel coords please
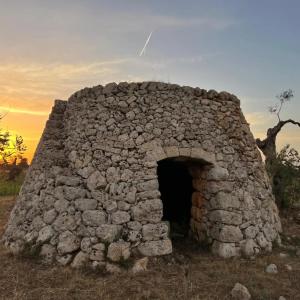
left=0, top=0, right=299, bottom=161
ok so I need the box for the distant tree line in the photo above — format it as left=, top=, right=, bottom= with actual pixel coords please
left=0, top=113, right=28, bottom=181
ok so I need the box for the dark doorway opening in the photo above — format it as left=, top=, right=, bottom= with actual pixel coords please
left=157, top=158, right=195, bottom=239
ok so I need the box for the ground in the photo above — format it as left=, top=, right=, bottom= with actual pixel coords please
left=0, top=196, right=299, bottom=300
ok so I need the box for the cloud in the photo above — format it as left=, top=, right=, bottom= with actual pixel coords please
left=0, top=58, right=132, bottom=113
left=0, top=106, right=49, bottom=116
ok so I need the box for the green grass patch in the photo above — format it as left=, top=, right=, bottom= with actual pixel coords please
left=0, top=173, right=25, bottom=196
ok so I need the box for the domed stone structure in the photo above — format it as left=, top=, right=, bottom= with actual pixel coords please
left=2, top=81, right=282, bottom=267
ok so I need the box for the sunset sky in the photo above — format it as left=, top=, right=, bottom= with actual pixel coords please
left=1, top=0, right=299, bottom=161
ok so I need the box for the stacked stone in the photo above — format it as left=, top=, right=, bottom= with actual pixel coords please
left=2, top=81, right=282, bottom=268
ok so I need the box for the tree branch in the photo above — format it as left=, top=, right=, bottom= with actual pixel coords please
left=256, top=119, right=300, bottom=157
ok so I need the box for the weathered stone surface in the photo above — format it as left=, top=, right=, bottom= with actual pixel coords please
left=96, top=224, right=122, bottom=243
left=210, top=192, right=240, bottom=209
left=2, top=81, right=282, bottom=267
left=111, top=211, right=131, bottom=224
left=241, top=239, right=260, bottom=257
left=75, top=198, right=97, bottom=211
left=131, top=199, right=163, bottom=223
left=265, top=263, right=278, bottom=274
left=71, top=251, right=89, bottom=268
left=63, top=187, right=86, bottom=200
left=207, top=167, right=229, bottom=181
left=56, top=254, right=73, bottom=266
left=138, top=239, right=172, bottom=256
left=137, top=180, right=159, bottom=192
left=57, top=231, right=80, bottom=254
left=37, top=226, right=55, bottom=244
left=215, top=226, right=243, bottom=243
left=82, top=210, right=106, bottom=226
left=107, top=241, right=130, bottom=262
left=212, top=241, right=239, bottom=258
left=43, top=209, right=57, bottom=224
left=90, top=243, right=105, bottom=261
left=142, top=222, right=169, bottom=241
left=231, top=283, right=251, bottom=300
left=87, top=171, right=107, bottom=191
left=56, top=176, right=81, bottom=187
left=209, top=210, right=242, bottom=225
left=53, top=214, right=77, bottom=232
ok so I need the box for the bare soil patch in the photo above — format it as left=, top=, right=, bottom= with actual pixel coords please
left=0, top=196, right=299, bottom=300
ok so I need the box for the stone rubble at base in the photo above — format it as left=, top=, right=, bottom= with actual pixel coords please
left=2, top=81, right=282, bottom=267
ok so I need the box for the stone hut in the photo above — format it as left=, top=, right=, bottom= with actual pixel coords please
left=2, top=81, right=282, bottom=267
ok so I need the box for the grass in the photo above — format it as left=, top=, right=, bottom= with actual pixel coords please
left=0, top=173, right=25, bottom=196
left=0, top=196, right=299, bottom=299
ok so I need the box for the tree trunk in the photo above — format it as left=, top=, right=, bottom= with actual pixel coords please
left=256, top=119, right=300, bottom=167
left=256, top=119, right=300, bottom=207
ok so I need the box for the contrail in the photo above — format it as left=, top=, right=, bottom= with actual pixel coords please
left=139, top=31, right=153, bottom=56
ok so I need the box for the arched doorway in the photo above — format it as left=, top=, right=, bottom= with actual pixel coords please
left=157, top=157, right=209, bottom=241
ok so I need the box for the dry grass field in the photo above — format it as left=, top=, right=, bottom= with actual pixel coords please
left=0, top=196, right=299, bottom=300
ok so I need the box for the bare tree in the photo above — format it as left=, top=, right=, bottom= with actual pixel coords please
left=256, top=90, right=300, bottom=168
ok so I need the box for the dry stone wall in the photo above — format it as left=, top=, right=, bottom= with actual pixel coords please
left=2, top=81, right=282, bottom=268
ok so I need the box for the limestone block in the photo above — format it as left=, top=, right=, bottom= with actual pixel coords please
left=80, top=237, right=92, bottom=253
left=63, top=186, right=86, bottom=200
left=75, top=198, right=98, bottom=211
left=142, top=222, right=169, bottom=241
left=54, top=199, right=69, bottom=212
left=244, top=226, right=259, bottom=239
left=138, top=239, right=172, bottom=256
left=53, top=214, right=77, bottom=232
left=256, top=232, right=269, bottom=249
left=111, top=211, right=131, bottom=225
left=164, top=146, right=179, bottom=158
left=103, top=200, right=118, bottom=213
left=82, top=210, right=107, bottom=226
left=126, top=230, right=142, bottom=242
left=190, top=148, right=215, bottom=164
left=179, top=147, right=191, bottom=157
left=210, top=192, right=240, bottom=209
left=43, top=209, right=57, bottom=224
left=131, top=199, right=163, bottom=223
left=137, top=179, right=159, bottom=192
left=57, top=231, right=80, bottom=255
left=212, top=240, right=239, bottom=258
left=107, top=241, right=130, bottom=262
left=37, top=226, right=55, bottom=244
left=217, top=225, right=243, bottom=243
left=87, top=171, right=107, bottom=191
left=96, top=224, right=122, bottom=243
left=230, top=283, right=251, bottom=300
left=56, top=176, right=81, bottom=187
left=150, top=146, right=167, bottom=161
left=206, top=166, right=229, bottom=181
left=241, top=239, right=260, bottom=257
left=90, top=243, right=105, bottom=261
left=77, top=166, right=94, bottom=179
left=209, top=210, right=242, bottom=225
left=106, top=167, right=120, bottom=183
